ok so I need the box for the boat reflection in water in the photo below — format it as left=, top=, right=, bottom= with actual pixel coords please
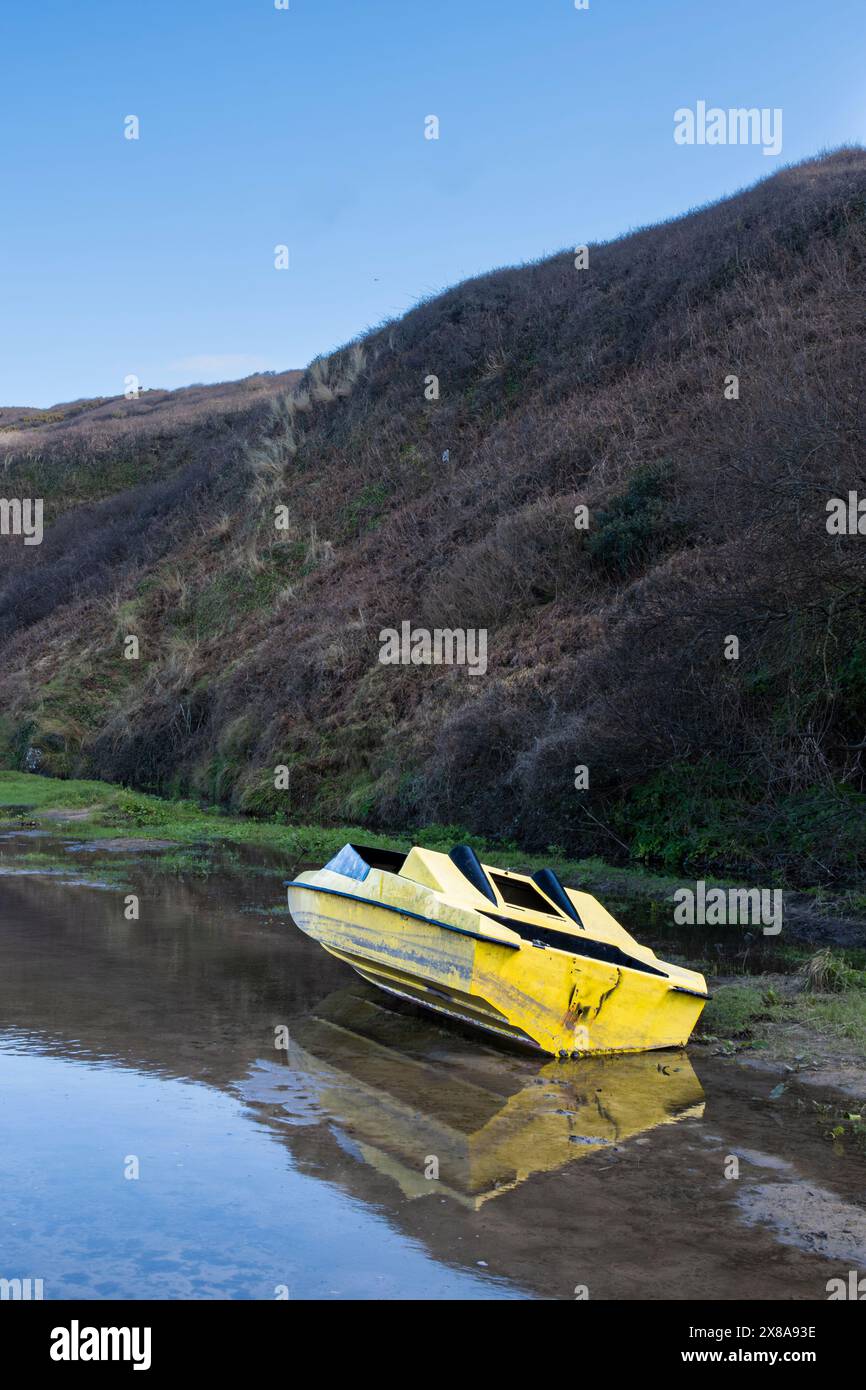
left=255, top=984, right=705, bottom=1210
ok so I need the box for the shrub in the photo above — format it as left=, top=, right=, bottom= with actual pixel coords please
left=585, top=461, right=681, bottom=578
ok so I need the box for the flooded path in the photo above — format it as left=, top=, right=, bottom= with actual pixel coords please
left=1, top=832, right=865, bottom=1300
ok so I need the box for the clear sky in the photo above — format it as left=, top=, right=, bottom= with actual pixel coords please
left=2, top=0, right=864, bottom=407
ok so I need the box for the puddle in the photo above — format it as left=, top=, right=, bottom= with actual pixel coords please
left=1, top=836, right=865, bottom=1300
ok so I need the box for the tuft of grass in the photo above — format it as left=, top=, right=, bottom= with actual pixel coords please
left=799, top=947, right=862, bottom=994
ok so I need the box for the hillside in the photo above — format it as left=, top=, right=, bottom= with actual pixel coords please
left=2, top=151, right=865, bottom=887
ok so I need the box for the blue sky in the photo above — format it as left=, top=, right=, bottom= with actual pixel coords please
left=2, top=0, right=863, bottom=407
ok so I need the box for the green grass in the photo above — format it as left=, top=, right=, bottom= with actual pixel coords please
left=3, top=447, right=167, bottom=526
left=0, top=770, right=694, bottom=894
left=5, top=772, right=865, bottom=941
left=701, top=984, right=779, bottom=1039
left=0, top=846, right=134, bottom=887
left=0, top=773, right=115, bottom=810
left=797, top=992, right=866, bottom=1049
left=701, top=968, right=866, bottom=1059
left=183, top=565, right=291, bottom=640
left=337, top=480, right=394, bottom=539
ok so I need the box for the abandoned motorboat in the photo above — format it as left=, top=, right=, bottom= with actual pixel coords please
left=285, top=843, right=708, bottom=1057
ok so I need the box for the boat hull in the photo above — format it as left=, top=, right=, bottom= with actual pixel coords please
left=287, top=884, right=706, bottom=1057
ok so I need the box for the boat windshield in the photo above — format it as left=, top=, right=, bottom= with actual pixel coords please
left=324, top=844, right=408, bottom=880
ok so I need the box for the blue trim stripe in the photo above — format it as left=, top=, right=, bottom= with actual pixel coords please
left=285, top=880, right=521, bottom=950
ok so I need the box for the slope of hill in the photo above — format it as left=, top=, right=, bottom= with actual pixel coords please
left=0, top=370, right=302, bottom=437
left=2, top=152, right=865, bottom=886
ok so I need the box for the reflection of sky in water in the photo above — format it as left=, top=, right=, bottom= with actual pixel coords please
left=0, top=1045, right=522, bottom=1300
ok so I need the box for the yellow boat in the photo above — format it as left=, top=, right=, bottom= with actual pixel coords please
left=286, top=843, right=708, bottom=1057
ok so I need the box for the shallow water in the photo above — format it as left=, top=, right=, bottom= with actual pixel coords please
left=1, top=835, right=864, bottom=1300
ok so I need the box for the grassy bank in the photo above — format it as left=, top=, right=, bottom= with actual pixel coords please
left=6, top=769, right=866, bottom=922
left=702, top=969, right=866, bottom=1055
left=0, top=769, right=692, bottom=894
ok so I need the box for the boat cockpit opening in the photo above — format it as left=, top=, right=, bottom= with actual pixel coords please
left=488, top=871, right=559, bottom=915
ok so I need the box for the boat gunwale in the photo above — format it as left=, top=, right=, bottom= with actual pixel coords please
left=285, top=879, right=710, bottom=999
left=284, top=879, right=521, bottom=950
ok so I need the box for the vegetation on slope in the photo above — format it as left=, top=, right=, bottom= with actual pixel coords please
left=1, top=152, right=865, bottom=888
